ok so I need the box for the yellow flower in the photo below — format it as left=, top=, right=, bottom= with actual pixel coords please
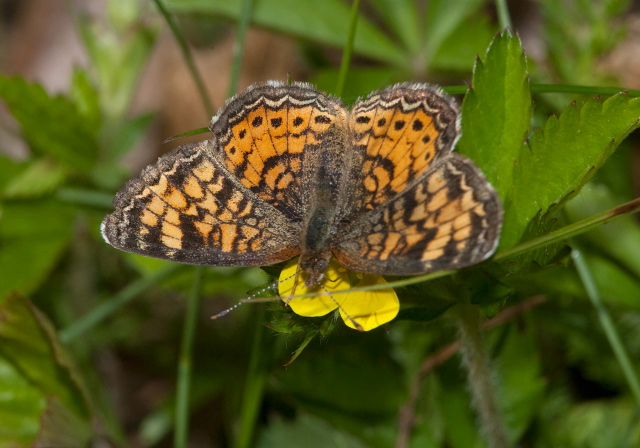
left=278, top=258, right=399, bottom=331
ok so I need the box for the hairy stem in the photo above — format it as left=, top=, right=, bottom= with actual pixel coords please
left=452, top=303, right=509, bottom=448
left=396, top=296, right=545, bottom=447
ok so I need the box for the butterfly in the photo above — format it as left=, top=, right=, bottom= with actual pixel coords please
left=102, top=82, right=503, bottom=330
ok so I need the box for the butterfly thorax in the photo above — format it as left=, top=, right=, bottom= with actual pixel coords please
left=299, top=143, right=345, bottom=286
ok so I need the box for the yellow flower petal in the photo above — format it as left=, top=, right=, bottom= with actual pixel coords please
left=338, top=274, right=399, bottom=331
left=278, top=258, right=350, bottom=317
left=278, top=259, right=399, bottom=331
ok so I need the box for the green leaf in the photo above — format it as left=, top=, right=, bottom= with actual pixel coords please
left=256, top=414, right=371, bottom=448
left=494, top=322, right=546, bottom=442
left=502, top=92, right=640, bottom=249
left=2, top=158, right=67, bottom=199
left=368, top=0, right=420, bottom=54
left=69, top=68, right=101, bottom=129
left=78, top=11, right=158, bottom=118
left=0, top=293, right=92, bottom=446
left=495, top=205, right=572, bottom=275
left=584, top=253, right=640, bottom=308
left=439, top=384, right=479, bottom=448
left=276, top=342, right=404, bottom=416
left=423, top=0, right=486, bottom=68
left=457, top=29, right=532, bottom=204
left=108, top=0, right=146, bottom=31
left=163, top=0, right=406, bottom=67
left=429, top=14, right=494, bottom=72
left=0, top=158, right=25, bottom=193
left=551, top=399, right=640, bottom=448
left=104, top=111, right=156, bottom=163
left=0, top=199, right=75, bottom=299
left=0, top=360, right=45, bottom=444
left=0, top=75, right=99, bottom=172
left=92, top=111, right=156, bottom=190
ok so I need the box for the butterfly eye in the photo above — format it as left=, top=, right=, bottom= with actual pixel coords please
left=316, top=259, right=329, bottom=273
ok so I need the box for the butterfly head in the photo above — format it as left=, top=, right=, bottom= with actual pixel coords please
left=298, top=250, right=331, bottom=287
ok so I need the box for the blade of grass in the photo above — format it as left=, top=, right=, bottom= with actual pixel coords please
left=442, top=85, right=470, bottom=95
left=153, top=0, right=214, bottom=116
left=493, top=197, right=640, bottom=262
left=236, top=309, right=270, bottom=448
left=334, top=0, right=361, bottom=97
left=444, top=84, right=640, bottom=97
left=174, top=266, right=204, bottom=448
left=59, top=264, right=184, bottom=343
left=163, top=127, right=210, bottom=143
left=431, top=83, right=640, bottom=98
left=228, top=0, right=255, bottom=97
left=57, top=188, right=117, bottom=208
left=571, top=246, right=640, bottom=407
left=495, top=0, right=512, bottom=30
left=531, top=84, right=640, bottom=97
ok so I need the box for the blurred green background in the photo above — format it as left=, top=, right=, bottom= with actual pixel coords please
left=1, top=0, right=640, bottom=447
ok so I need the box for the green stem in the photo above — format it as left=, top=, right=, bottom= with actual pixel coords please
left=57, top=188, right=115, bottom=208
left=571, top=246, right=640, bottom=407
left=494, top=197, right=640, bottom=262
left=174, top=266, right=204, bottom=447
left=531, top=84, right=640, bottom=97
left=495, top=0, right=512, bottom=30
left=442, top=84, right=640, bottom=97
left=236, top=309, right=270, bottom=448
left=163, top=127, right=210, bottom=143
left=334, top=0, right=361, bottom=97
left=228, top=0, right=255, bottom=97
left=452, top=303, right=509, bottom=448
left=153, top=0, right=214, bottom=116
left=60, top=264, right=184, bottom=343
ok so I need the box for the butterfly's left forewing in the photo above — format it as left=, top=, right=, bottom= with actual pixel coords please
left=101, top=141, right=300, bottom=266
left=210, top=82, right=346, bottom=221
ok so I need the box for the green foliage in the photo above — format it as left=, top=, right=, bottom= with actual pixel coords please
left=0, top=294, right=92, bottom=447
left=542, top=0, right=631, bottom=84
left=255, top=414, right=371, bottom=448
left=504, top=93, right=640, bottom=249
left=0, top=75, right=99, bottom=172
left=0, top=199, right=75, bottom=299
left=1, top=0, right=639, bottom=446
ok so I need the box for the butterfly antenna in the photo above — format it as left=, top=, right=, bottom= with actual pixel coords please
left=210, top=280, right=279, bottom=320
left=282, top=265, right=303, bottom=307
left=320, top=284, right=363, bottom=332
